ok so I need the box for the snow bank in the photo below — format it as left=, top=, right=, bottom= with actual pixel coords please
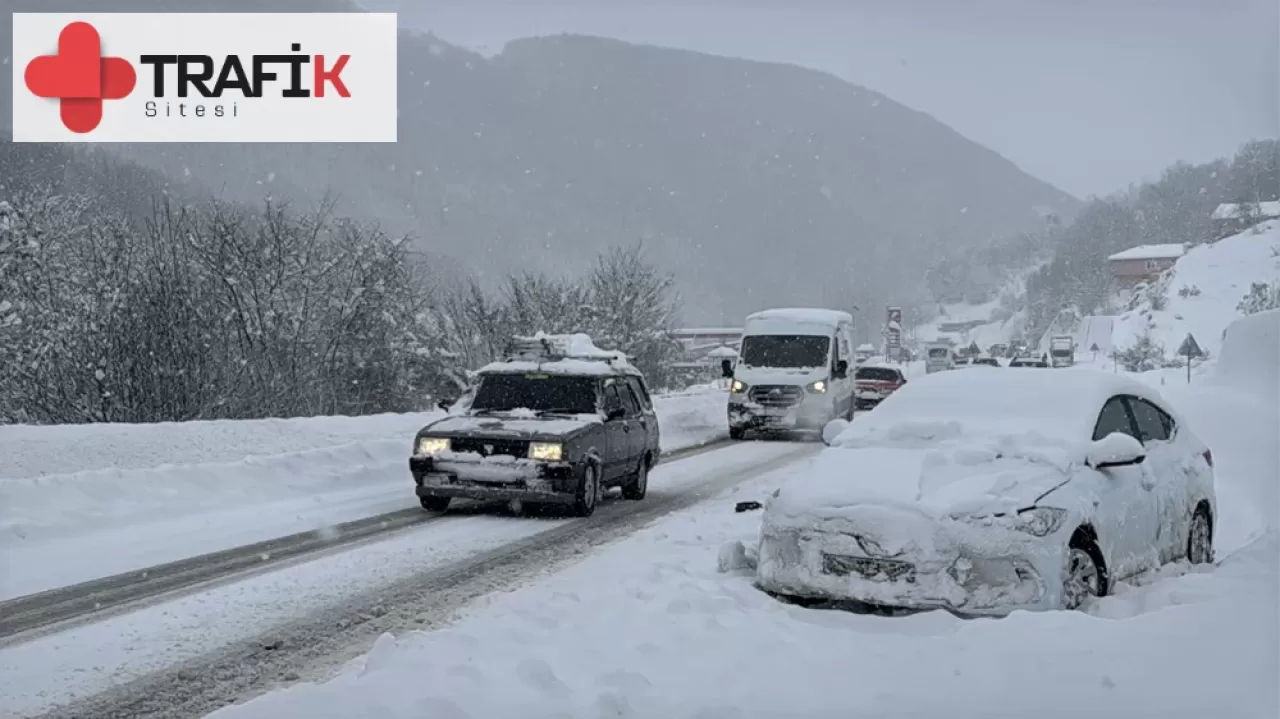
left=0, top=388, right=728, bottom=596
left=207, top=454, right=1278, bottom=719
left=1112, top=221, right=1280, bottom=358
left=1161, top=309, right=1280, bottom=553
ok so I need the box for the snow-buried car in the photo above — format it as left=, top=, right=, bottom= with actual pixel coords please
left=755, top=368, right=1217, bottom=615
left=410, top=333, right=660, bottom=517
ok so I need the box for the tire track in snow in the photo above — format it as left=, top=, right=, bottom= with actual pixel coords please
left=0, top=438, right=738, bottom=644
left=29, top=441, right=817, bottom=719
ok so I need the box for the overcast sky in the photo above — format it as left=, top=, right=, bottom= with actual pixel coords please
left=363, top=0, right=1278, bottom=198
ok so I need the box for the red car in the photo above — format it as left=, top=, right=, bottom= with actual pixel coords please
left=854, top=365, right=907, bottom=410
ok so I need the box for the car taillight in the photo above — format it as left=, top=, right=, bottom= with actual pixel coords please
left=1202, top=449, right=1213, bottom=467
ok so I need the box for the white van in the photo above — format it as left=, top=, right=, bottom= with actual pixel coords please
left=721, top=308, right=855, bottom=439
left=925, top=344, right=955, bottom=373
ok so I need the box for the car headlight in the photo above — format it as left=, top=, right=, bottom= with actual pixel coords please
left=416, top=436, right=450, bottom=456
left=806, top=380, right=827, bottom=394
left=529, top=442, right=564, bottom=462
left=1012, top=507, right=1067, bottom=537
left=730, top=379, right=748, bottom=394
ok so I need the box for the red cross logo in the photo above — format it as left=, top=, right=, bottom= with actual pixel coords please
left=24, top=22, right=136, bottom=134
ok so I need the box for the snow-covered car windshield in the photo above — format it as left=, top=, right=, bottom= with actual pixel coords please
left=470, top=374, right=598, bottom=414
left=928, top=348, right=949, bottom=358
left=739, top=335, right=830, bottom=368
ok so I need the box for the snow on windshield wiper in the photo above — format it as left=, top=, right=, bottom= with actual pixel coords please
left=535, top=408, right=579, bottom=416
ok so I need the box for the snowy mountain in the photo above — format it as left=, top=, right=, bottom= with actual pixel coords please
left=0, top=3, right=1078, bottom=326
left=1110, top=221, right=1280, bottom=360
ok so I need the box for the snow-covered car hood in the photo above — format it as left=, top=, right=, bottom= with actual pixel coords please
left=733, top=365, right=829, bottom=385
left=420, top=412, right=600, bottom=441
left=766, top=438, right=1076, bottom=531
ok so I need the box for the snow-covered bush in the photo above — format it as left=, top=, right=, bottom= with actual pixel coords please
left=1178, top=284, right=1202, bottom=298
left=1145, top=281, right=1169, bottom=311
left=1116, top=330, right=1166, bottom=372
left=1237, top=282, right=1280, bottom=316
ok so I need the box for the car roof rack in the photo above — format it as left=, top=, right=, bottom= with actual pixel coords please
left=502, top=334, right=630, bottom=368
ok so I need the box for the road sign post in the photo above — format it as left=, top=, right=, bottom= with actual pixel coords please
left=1177, top=333, right=1203, bottom=384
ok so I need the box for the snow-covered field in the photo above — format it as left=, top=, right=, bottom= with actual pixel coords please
left=0, top=389, right=729, bottom=599
left=204, top=312, right=1279, bottom=719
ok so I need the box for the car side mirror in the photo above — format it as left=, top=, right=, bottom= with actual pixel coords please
left=835, top=359, right=849, bottom=378
left=1087, top=432, right=1146, bottom=469
left=437, top=399, right=453, bottom=412
left=606, top=407, right=626, bottom=421
left=721, top=358, right=734, bottom=378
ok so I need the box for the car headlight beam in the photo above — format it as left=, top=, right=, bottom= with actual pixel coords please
left=730, top=379, right=748, bottom=394
left=416, top=436, right=451, bottom=456
left=529, top=442, right=564, bottom=462
left=806, top=380, right=827, bottom=393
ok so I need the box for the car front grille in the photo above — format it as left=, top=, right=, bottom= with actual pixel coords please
left=449, top=437, right=529, bottom=459
left=748, top=384, right=804, bottom=408
left=822, top=553, right=917, bottom=582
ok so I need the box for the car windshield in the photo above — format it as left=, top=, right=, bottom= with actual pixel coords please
left=856, top=367, right=900, bottom=382
left=470, top=373, right=598, bottom=414
left=1051, top=348, right=1072, bottom=356
left=739, top=334, right=829, bottom=368
left=928, top=348, right=949, bottom=359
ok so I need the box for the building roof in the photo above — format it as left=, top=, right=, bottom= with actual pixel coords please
left=1107, top=243, right=1186, bottom=262
left=1211, top=201, right=1280, bottom=221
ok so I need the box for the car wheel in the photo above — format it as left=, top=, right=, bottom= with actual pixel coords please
left=1187, top=505, right=1214, bottom=565
left=729, top=426, right=746, bottom=440
left=622, top=458, right=648, bottom=500
left=419, top=496, right=450, bottom=513
left=1062, top=533, right=1107, bottom=610
left=572, top=463, right=599, bottom=517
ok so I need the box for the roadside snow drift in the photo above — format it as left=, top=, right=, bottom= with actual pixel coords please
left=0, top=389, right=728, bottom=598
left=205, top=453, right=1279, bottom=719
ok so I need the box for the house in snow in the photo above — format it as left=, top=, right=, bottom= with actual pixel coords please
left=1210, top=201, right=1280, bottom=238
left=1107, top=243, right=1185, bottom=287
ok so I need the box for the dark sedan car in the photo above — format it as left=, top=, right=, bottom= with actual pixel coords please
left=410, top=336, right=660, bottom=517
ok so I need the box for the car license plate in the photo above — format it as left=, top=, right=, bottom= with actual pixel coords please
left=822, top=553, right=916, bottom=582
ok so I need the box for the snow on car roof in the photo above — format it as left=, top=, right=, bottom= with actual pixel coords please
left=745, top=308, right=852, bottom=327
left=833, top=368, right=1173, bottom=447
left=477, top=332, right=640, bottom=376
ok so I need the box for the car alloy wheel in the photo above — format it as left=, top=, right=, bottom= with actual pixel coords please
left=1187, top=509, right=1214, bottom=565
left=574, top=464, right=598, bottom=517
left=623, top=460, right=648, bottom=500
left=1062, top=547, right=1101, bottom=610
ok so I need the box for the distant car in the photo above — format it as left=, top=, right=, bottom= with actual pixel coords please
left=410, top=334, right=660, bottom=517
left=755, top=370, right=1216, bottom=615
left=854, top=365, right=907, bottom=410
left=954, top=356, right=973, bottom=366
left=1009, top=356, right=1049, bottom=368
left=970, top=356, right=1001, bottom=368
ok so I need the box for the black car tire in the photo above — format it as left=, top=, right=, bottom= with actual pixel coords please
left=622, top=458, right=649, bottom=500
left=729, top=426, right=746, bottom=440
left=419, top=496, right=450, bottom=512
left=572, top=463, right=599, bottom=517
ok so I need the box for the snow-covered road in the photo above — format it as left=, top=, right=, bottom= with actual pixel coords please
left=190, top=314, right=1278, bottom=719
left=0, top=440, right=818, bottom=718
left=0, top=389, right=730, bottom=599
left=200, top=406, right=1278, bottom=719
